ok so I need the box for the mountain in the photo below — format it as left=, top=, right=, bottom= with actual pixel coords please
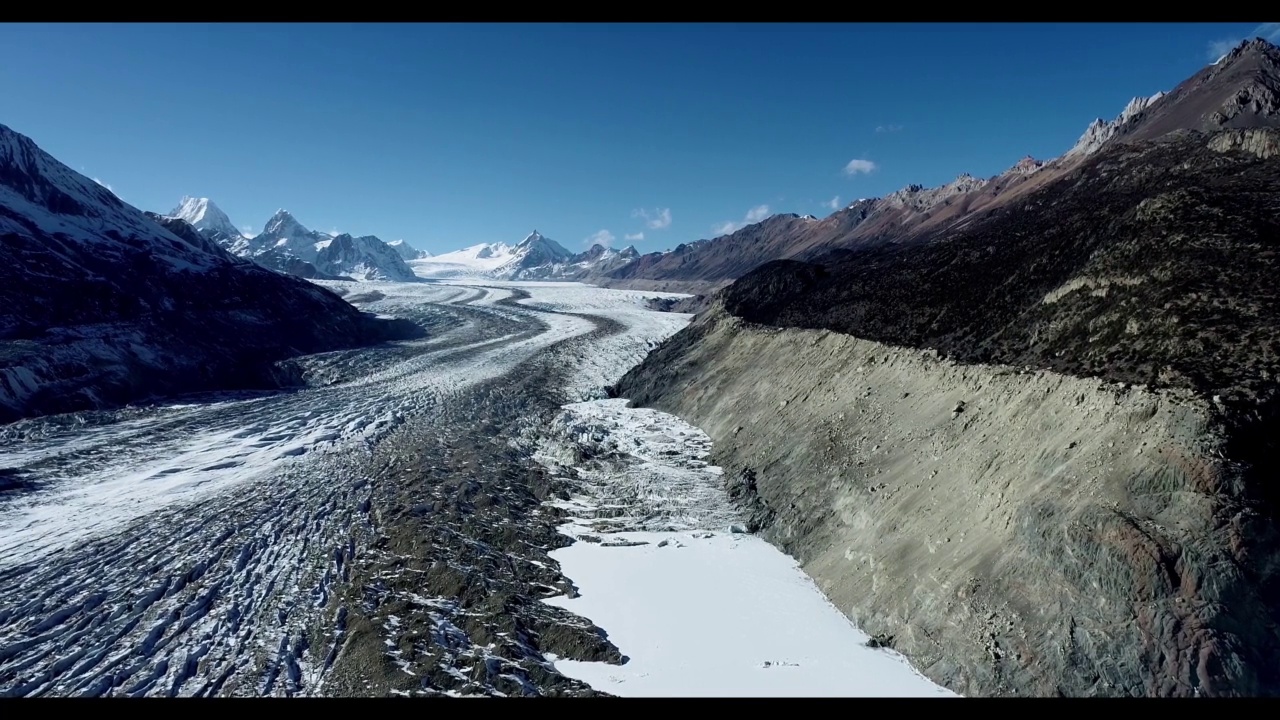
left=500, top=231, right=573, bottom=274
left=0, top=122, right=419, bottom=423
left=414, top=231, right=643, bottom=282
left=249, top=209, right=330, bottom=263
left=314, top=233, right=417, bottom=281
left=411, top=241, right=517, bottom=278
left=611, top=38, right=1280, bottom=697
left=163, top=200, right=415, bottom=282
left=595, top=39, right=1280, bottom=296
left=168, top=196, right=245, bottom=246
left=386, top=239, right=431, bottom=261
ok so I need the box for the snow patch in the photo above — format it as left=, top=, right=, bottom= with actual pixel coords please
left=532, top=399, right=958, bottom=697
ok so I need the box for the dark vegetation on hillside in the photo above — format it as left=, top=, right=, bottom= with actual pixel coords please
left=723, top=131, right=1280, bottom=406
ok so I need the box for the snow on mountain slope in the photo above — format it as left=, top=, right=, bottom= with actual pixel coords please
left=411, top=241, right=519, bottom=277
left=0, top=122, right=415, bottom=423
left=0, top=125, right=227, bottom=274
left=496, top=231, right=574, bottom=277
left=168, top=196, right=246, bottom=245
left=163, top=200, right=414, bottom=282
left=248, top=209, right=331, bottom=263
left=413, top=232, right=639, bottom=281
left=387, top=239, right=430, bottom=260
left=315, top=233, right=418, bottom=281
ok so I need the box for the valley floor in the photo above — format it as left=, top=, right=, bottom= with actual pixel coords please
left=0, top=279, right=948, bottom=697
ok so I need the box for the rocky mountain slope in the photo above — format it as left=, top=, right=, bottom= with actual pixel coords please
left=414, top=231, right=638, bottom=281
left=0, top=123, right=420, bottom=423
left=612, top=38, right=1280, bottom=697
left=594, top=39, right=1280, bottom=296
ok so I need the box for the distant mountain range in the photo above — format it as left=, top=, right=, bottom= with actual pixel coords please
left=411, top=230, right=638, bottom=281
left=166, top=199, right=422, bottom=282
left=0, top=125, right=418, bottom=423
left=87, top=38, right=1280, bottom=298
left=536, top=38, right=1280, bottom=295
left=162, top=198, right=639, bottom=285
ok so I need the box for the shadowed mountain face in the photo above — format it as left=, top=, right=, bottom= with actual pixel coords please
left=0, top=123, right=420, bottom=423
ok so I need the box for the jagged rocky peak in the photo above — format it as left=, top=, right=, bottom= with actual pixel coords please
left=1207, top=39, right=1280, bottom=127
left=263, top=208, right=308, bottom=236
left=1009, top=155, right=1046, bottom=175
left=1222, top=36, right=1280, bottom=65
left=884, top=173, right=989, bottom=212
left=169, top=196, right=243, bottom=239
left=1065, top=38, right=1280, bottom=160
left=510, top=230, right=572, bottom=266
left=618, top=245, right=640, bottom=259
left=1065, top=91, right=1169, bottom=159
left=1065, top=90, right=1167, bottom=159
left=579, top=243, right=612, bottom=261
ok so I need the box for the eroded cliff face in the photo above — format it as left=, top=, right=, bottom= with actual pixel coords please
left=613, top=306, right=1280, bottom=697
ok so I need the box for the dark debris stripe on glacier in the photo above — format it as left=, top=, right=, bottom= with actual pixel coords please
left=0, top=282, right=654, bottom=697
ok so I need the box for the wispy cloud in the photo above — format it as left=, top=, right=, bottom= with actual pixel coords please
left=586, top=229, right=615, bottom=248
left=632, top=207, right=672, bottom=230
left=875, top=124, right=903, bottom=133
left=240, top=225, right=256, bottom=237
left=843, top=158, right=878, bottom=176
left=823, top=196, right=841, bottom=210
left=1207, top=22, right=1280, bottom=61
left=624, top=232, right=644, bottom=242
left=712, top=204, right=771, bottom=236
left=92, top=177, right=113, bottom=192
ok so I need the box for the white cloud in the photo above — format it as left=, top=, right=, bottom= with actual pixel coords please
left=241, top=225, right=256, bottom=237
left=586, top=229, right=615, bottom=247
left=712, top=204, right=771, bottom=236
left=92, top=177, right=113, bottom=191
left=843, top=158, right=878, bottom=176
left=1207, top=22, right=1280, bottom=61
left=823, top=196, right=841, bottom=210
left=624, top=232, right=644, bottom=241
left=632, top=207, right=672, bottom=230
left=744, top=204, right=770, bottom=223
left=875, top=124, right=903, bottom=133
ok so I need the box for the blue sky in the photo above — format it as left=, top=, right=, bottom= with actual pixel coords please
left=1, top=22, right=1275, bottom=254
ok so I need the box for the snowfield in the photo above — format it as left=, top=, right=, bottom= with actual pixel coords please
left=532, top=399, right=958, bottom=697
left=0, top=278, right=952, bottom=697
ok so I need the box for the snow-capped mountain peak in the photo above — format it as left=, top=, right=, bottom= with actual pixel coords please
left=474, top=242, right=512, bottom=259
left=413, top=231, right=604, bottom=280
left=314, top=233, right=417, bottom=282
left=168, top=196, right=245, bottom=240
left=263, top=208, right=308, bottom=237
left=386, top=239, right=431, bottom=260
